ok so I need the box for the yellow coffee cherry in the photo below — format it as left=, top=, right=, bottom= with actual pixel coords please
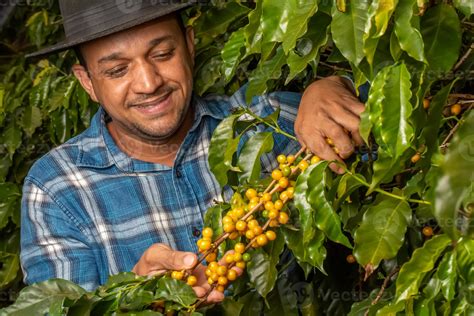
left=274, top=199, right=283, bottom=210
left=411, top=153, right=421, bottom=164
left=423, top=98, right=430, bottom=109
left=286, top=187, right=295, bottom=198
left=272, top=169, right=283, bottom=181
left=223, top=223, right=236, bottom=233
left=253, top=226, right=263, bottom=235
left=233, top=207, right=244, bottom=218
left=265, top=230, right=277, bottom=241
left=187, top=275, right=197, bottom=286
left=236, top=220, right=247, bottom=231
left=298, top=160, right=309, bottom=171
left=171, top=271, right=183, bottom=280
left=248, top=201, right=259, bottom=211
left=222, top=215, right=233, bottom=225
left=245, top=230, right=255, bottom=239
left=211, top=273, right=219, bottom=282
left=261, top=193, right=272, bottom=202
left=216, top=285, right=226, bottom=292
left=250, top=196, right=260, bottom=204
left=280, top=191, right=289, bottom=202
left=227, top=269, right=237, bottom=281
left=202, top=227, right=213, bottom=238
left=278, top=212, right=289, bottom=224
left=229, top=232, right=239, bottom=240
left=217, top=265, right=228, bottom=276
left=218, top=276, right=228, bottom=286
left=287, top=155, right=295, bottom=164
left=209, top=261, right=219, bottom=271
left=278, top=177, right=289, bottom=189
left=225, top=254, right=234, bottom=263
left=233, top=252, right=242, bottom=262
left=277, top=154, right=287, bottom=164
left=206, top=252, right=217, bottom=262
left=311, top=156, right=321, bottom=164
left=245, top=188, right=258, bottom=200
left=247, top=219, right=259, bottom=229
left=268, top=209, right=279, bottom=219
left=257, top=234, right=268, bottom=246
left=208, top=277, right=214, bottom=285
left=264, top=201, right=274, bottom=211
left=205, top=268, right=212, bottom=277
left=234, top=243, right=245, bottom=254
left=269, top=219, right=279, bottom=227
left=236, top=261, right=246, bottom=269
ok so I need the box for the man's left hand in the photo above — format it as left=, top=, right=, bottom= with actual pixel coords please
left=295, top=76, right=365, bottom=173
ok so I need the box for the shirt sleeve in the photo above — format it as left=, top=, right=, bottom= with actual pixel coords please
left=20, top=180, right=100, bottom=291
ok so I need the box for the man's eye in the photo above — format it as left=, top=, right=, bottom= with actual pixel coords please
left=105, top=67, right=127, bottom=78
left=152, top=50, right=174, bottom=60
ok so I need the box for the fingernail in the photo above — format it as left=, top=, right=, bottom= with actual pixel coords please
left=184, top=254, right=195, bottom=267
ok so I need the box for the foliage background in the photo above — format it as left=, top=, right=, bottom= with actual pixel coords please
left=0, top=0, right=473, bottom=314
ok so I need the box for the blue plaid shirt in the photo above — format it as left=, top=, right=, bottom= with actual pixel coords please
left=20, top=87, right=301, bottom=290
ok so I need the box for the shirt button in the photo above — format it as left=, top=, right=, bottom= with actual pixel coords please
left=192, top=227, right=200, bottom=237
left=176, top=170, right=182, bottom=178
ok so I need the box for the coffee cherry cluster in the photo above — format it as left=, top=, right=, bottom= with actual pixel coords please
left=171, top=149, right=319, bottom=298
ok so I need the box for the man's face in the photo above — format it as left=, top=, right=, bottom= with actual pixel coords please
left=73, top=14, right=195, bottom=141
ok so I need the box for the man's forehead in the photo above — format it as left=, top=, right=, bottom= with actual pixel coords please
left=81, top=14, right=182, bottom=57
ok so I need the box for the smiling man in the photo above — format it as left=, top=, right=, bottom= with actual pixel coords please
left=21, top=0, right=365, bottom=303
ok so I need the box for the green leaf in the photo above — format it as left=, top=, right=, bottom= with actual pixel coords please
left=0, top=279, right=86, bottom=316
left=294, top=164, right=318, bottom=244
left=247, top=233, right=285, bottom=298
left=393, top=0, right=426, bottom=62
left=363, top=0, right=398, bottom=66
left=237, top=132, right=274, bottom=184
left=20, top=106, right=42, bottom=137
left=204, top=204, right=228, bottom=255
left=259, top=0, right=318, bottom=55
left=455, top=238, right=473, bottom=287
left=354, top=196, right=412, bottom=273
left=435, top=111, right=474, bottom=240
left=154, top=277, right=197, bottom=307
left=0, top=252, right=19, bottom=288
left=454, top=0, right=474, bottom=17
left=193, top=2, right=250, bottom=46
left=0, top=183, right=20, bottom=229
left=362, top=63, right=414, bottom=191
left=419, top=80, right=458, bottom=167
left=395, top=234, right=451, bottom=303
left=221, top=28, right=246, bottom=82
left=1, top=122, right=22, bottom=157
left=208, top=111, right=244, bottom=187
left=286, top=12, right=331, bottom=84
left=246, top=46, right=287, bottom=103
left=435, top=251, right=457, bottom=302
left=421, top=3, right=461, bottom=74
left=331, top=0, right=370, bottom=66
left=306, top=162, right=352, bottom=248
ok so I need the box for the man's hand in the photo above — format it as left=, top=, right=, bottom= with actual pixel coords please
left=295, top=76, right=365, bottom=173
left=133, top=244, right=239, bottom=304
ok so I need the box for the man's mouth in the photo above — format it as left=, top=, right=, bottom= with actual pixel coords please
left=131, top=92, right=173, bottom=115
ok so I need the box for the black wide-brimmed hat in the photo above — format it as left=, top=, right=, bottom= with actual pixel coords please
left=27, top=0, right=195, bottom=58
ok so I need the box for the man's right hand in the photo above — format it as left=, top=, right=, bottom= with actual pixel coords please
left=132, top=243, right=225, bottom=303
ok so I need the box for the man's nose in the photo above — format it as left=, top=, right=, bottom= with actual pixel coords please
left=131, top=60, right=163, bottom=94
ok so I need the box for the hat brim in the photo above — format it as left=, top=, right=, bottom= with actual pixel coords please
left=26, top=2, right=193, bottom=58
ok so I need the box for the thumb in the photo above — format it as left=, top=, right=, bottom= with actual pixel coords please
left=162, top=249, right=197, bottom=271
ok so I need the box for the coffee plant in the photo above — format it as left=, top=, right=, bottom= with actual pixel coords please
left=0, top=0, right=473, bottom=315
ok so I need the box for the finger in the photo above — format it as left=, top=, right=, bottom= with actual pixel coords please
left=192, top=286, right=208, bottom=298
left=350, top=129, right=364, bottom=146
left=325, top=123, right=355, bottom=159
left=346, top=99, right=365, bottom=116
left=148, top=244, right=197, bottom=271
left=304, top=131, right=345, bottom=174
left=206, top=289, right=225, bottom=303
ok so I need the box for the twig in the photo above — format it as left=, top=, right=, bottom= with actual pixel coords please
left=319, top=61, right=353, bottom=73
left=453, top=44, right=473, bottom=71
left=449, top=93, right=474, bottom=99
left=440, top=105, right=472, bottom=150
left=364, top=267, right=400, bottom=316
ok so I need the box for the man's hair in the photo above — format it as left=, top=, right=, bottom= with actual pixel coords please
left=73, top=13, right=187, bottom=69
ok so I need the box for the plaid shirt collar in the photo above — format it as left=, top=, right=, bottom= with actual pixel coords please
left=75, top=94, right=227, bottom=173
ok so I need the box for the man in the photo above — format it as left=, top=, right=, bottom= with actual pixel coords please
left=21, top=0, right=364, bottom=303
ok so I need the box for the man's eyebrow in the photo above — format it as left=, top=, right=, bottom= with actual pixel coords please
left=148, top=35, right=174, bottom=48
left=98, top=52, right=125, bottom=64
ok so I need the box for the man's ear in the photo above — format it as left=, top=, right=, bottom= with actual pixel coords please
left=71, top=64, right=99, bottom=103
left=185, top=26, right=195, bottom=62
